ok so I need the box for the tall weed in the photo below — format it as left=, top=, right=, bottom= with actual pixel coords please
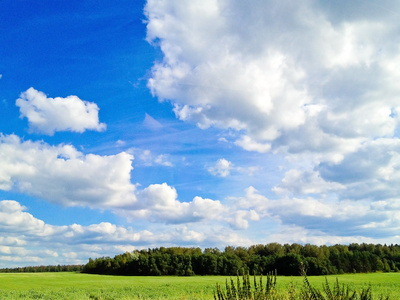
left=214, top=271, right=390, bottom=300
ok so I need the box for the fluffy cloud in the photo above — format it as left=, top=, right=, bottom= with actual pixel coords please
left=0, top=134, right=136, bottom=209
left=143, top=0, right=400, bottom=244
left=4, top=1, right=400, bottom=268
left=273, top=169, right=345, bottom=197
left=318, top=138, right=400, bottom=201
left=145, top=0, right=310, bottom=144
left=125, top=183, right=226, bottom=224
left=0, top=200, right=251, bottom=267
left=145, top=0, right=400, bottom=157
left=0, top=200, right=54, bottom=236
left=16, top=88, right=106, bottom=135
left=274, top=138, right=400, bottom=211
left=0, top=134, right=234, bottom=226
left=231, top=186, right=400, bottom=240
left=208, top=158, right=233, bottom=177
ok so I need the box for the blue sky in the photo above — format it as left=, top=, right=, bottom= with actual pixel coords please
left=1, top=0, right=400, bottom=267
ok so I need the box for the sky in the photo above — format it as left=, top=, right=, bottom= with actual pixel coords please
left=1, top=0, right=400, bottom=267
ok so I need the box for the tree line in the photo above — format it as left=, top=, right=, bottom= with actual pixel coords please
left=81, top=243, right=400, bottom=276
left=0, top=264, right=83, bottom=273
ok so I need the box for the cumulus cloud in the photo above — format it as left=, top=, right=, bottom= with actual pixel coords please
left=125, top=183, right=226, bottom=224
left=16, top=88, right=106, bottom=135
left=208, top=158, right=233, bottom=177
left=4, top=1, right=400, bottom=267
left=273, top=169, right=345, bottom=197
left=0, top=199, right=251, bottom=267
left=0, top=134, right=136, bottom=209
left=143, top=0, right=400, bottom=243
left=145, top=0, right=400, bottom=157
left=118, top=182, right=262, bottom=229
left=229, top=210, right=260, bottom=230
left=231, top=186, right=400, bottom=240
left=5, top=121, right=385, bottom=241
left=318, top=138, right=400, bottom=201
left=0, top=135, right=234, bottom=226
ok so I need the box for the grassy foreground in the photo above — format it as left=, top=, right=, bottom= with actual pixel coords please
left=0, top=272, right=398, bottom=299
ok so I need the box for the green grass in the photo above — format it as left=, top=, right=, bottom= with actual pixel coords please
left=292, top=273, right=398, bottom=298
left=0, top=272, right=397, bottom=299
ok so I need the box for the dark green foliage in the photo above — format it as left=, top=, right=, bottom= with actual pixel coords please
left=81, top=243, right=400, bottom=276
left=0, top=264, right=83, bottom=273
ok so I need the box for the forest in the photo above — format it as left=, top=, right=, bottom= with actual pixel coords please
left=0, top=264, right=83, bottom=273
left=81, top=243, right=400, bottom=276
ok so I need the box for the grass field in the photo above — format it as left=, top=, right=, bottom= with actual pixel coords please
left=0, top=272, right=398, bottom=299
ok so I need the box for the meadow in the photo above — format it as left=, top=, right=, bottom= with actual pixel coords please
left=0, top=272, right=398, bottom=299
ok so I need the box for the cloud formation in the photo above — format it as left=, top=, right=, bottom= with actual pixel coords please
left=144, top=0, right=400, bottom=244
left=232, top=186, right=400, bottom=240
left=133, top=149, right=173, bottom=167
left=0, top=135, right=229, bottom=226
left=16, top=88, right=106, bottom=135
left=3, top=0, right=400, bottom=268
left=0, top=199, right=251, bottom=267
left=122, top=182, right=227, bottom=224
left=208, top=158, right=233, bottom=177
left=145, top=0, right=400, bottom=157
left=0, top=134, right=136, bottom=209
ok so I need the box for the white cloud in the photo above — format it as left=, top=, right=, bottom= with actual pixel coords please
left=138, top=149, right=153, bottom=165
left=126, top=183, right=226, bottom=224
left=154, top=154, right=173, bottom=167
left=143, top=0, right=400, bottom=244
left=116, top=140, right=126, bottom=147
left=273, top=169, right=345, bottom=196
left=145, top=0, right=311, bottom=145
left=4, top=1, right=400, bottom=268
left=0, top=200, right=55, bottom=236
left=16, top=88, right=106, bottom=135
left=230, top=186, right=400, bottom=240
left=229, top=210, right=260, bottom=230
left=0, top=134, right=136, bottom=209
left=0, top=135, right=241, bottom=227
left=318, top=138, right=400, bottom=201
left=134, top=149, right=173, bottom=167
left=145, top=0, right=400, bottom=158
left=0, top=199, right=252, bottom=267
left=234, top=136, right=271, bottom=153
left=208, top=158, right=233, bottom=177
